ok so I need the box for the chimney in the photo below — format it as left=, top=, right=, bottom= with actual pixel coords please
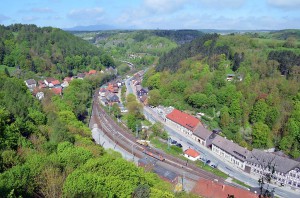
left=222, top=185, right=225, bottom=191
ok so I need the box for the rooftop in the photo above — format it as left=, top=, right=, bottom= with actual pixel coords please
left=153, top=165, right=177, bottom=182
left=248, top=149, right=300, bottom=174
left=212, top=135, right=250, bottom=162
left=184, top=148, right=200, bottom=158
left=192, top=179, right=257, bottom=198
left=166, top=109, right=201, bottom=132
left=193, top=125, right=212, bottom=140
left=25, top=79, right=36, bottom=85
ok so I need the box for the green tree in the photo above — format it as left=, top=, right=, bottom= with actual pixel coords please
left=252, top=122, right=271, bottom=148
left=148, top=89, right=162, bottom=107
left=250, top=100, right=268, bottom=124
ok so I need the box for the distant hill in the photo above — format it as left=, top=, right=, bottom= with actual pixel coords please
left=0, top=24, right=115, bottom=75
left=270, top=29, right=300, bottom=40
left=64, top=24, right=117, bottom=31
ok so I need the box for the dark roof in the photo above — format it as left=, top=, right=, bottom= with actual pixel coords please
left=247, top=149, right=300, bottom=174
left=25, top=79, right=36, bottom=85
left=193, top=126, right=212, bottom=140
left=153, top=165, right=177, bottom=182
left=212, top=135, right=250, bottom=162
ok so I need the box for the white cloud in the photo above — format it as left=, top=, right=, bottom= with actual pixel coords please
left=68, top=7, right=104, bottom=20
left=31, top=7, right=54, bottom=13
left=143, top=0, right=187, bottom=13
left=198, top=0, right=246, bottom=8
left=267, top=0, right=300, bottom=9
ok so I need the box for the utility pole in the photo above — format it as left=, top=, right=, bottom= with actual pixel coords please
left=182, top=171, right=185, bottom=192
left=136, top=123, right=139, bottom=138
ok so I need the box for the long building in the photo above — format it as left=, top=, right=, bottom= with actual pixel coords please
left=165, top=108, right=300, bottom=189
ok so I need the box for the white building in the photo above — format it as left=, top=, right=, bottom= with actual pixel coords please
left=212, top=135, right=250, bottom=171
left=184, top=148, right=200, bottom=161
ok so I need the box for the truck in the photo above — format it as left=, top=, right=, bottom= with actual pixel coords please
left=136, top=140, right=150, bottom=147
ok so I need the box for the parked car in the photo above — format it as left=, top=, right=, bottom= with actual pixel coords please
left=176, top=143, right=182, bottom=148
left=210, top=164, right=217, bottom=168
left=206, top=160, right=211, bottom=164
left=171, top=140, right=177, bottom=145
left=199, top=158, right=206, bottom=162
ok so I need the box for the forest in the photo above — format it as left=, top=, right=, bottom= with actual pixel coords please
left=143, top=30, right=300, bottom=158
left=0, top=25, right=196, bottom=197
left=0, top=72, right=182, bottom=197
left=0, top=24, right=115, bottom=77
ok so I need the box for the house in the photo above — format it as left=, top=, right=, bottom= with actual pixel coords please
left=212, top=135, right=250, bottom=171
left=184, top=148, right=200, bottom=161
left=106, top=83, right=115, bottom=93
left=247, top=149, right=300, bottom=188
left=105, top=91, right=119, bottom=104
left=88, top=70, right=97, bottom=75
left=51, top=87, right=62, bottom=95
left=77, top=73, right=85, bottom=79
left=61, top=80, right=69, bottom=88
left=49, top=80, right=60, bottom=88
left=136, top=85, right=148, bottom=97
left=153, top=165, right=178, bottom=184
left=64, top=77, right=73, bottom=83
left=192, top=125, right=215, bottom=147
left=99, top=87, right=107, bottom=97
left=226, top=74, right=235, bottom=81
left=24, top=79, right=36, bottom=91
left=36, top=92, right=44, bottom=100
left=38, top=80, right=47, bottom=89
left=192, top=179, right=257, bottom=198
left=44, top=77, right=56, bottom=87
left=140, top=95, right=148, bottom=106
left=166, top=109, right=202, bottom=136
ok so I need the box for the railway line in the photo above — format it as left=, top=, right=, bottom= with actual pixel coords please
left=91, top=94, right=227, bottom=184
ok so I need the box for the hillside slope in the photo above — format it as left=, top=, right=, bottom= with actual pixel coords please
left=0, top=24, right=115, bottom=75
left=143, top=32, right=300, bottom=158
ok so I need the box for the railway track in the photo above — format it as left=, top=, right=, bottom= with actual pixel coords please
left=91, top=96, right=226, bottom=183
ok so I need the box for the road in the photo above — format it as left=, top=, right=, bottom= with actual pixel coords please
left=126, top=76, right=300, bottom=198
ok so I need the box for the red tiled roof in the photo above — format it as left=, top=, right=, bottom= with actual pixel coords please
left=64, top=77, right=72, bottom=82
left=45, top=77, right=55, bottom=84
left=51, top=80, right=60, bottom=86
left=166, top=109, right=201, bottom=132
left=51, top=87, right=62, bottom=95
left=88, top=70, right=97, bottom=75
left=184, top=148, right=200, bottom=158
left=192, top=179, right=257, bottom=198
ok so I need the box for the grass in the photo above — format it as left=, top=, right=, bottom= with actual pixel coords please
left=195, top=161, right=228, bottom=179
left=150, top=137, right=183, bottom=156
left=232, top=178, right=251, bottom=189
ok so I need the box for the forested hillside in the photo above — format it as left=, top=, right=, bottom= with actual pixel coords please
left=0, top=73, right=178, bottom=197
left=0, top=24, right=115, bottom=76
left=74, top=30, right=203, bottom=72
left=143, top=31, right=300, bottom=158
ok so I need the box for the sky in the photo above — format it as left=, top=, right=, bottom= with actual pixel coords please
left=0, top=0, right=300, bottom=30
